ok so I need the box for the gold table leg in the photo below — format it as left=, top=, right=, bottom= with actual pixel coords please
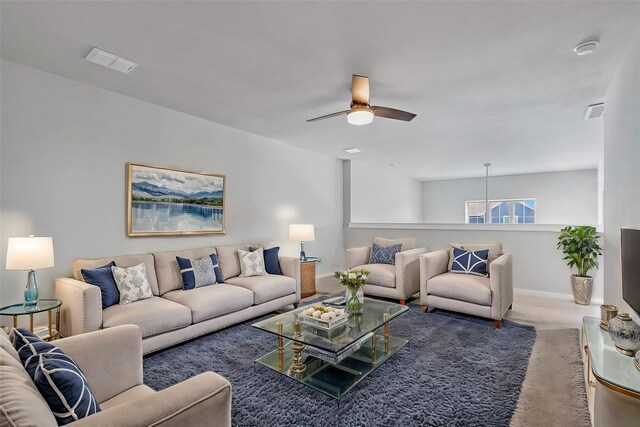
left=55, top=307, right=60, bottom=339
left=290, top=322, right=306, bottom=375
left=29, top=314, right=33, bottom=332
left=48, top=310, right=53, bottom=338
left=383, top=313, right=389, bottom=354
left=371, top=334, right=377, bottom=366
left=277, top=322, right=284, bottom=371
left=13, top=316, right=17, bottom=329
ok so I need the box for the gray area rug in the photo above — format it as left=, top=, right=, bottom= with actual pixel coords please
left=144, top=305, right=536, bottom=426
left=510, top=329, right=591, bottom=427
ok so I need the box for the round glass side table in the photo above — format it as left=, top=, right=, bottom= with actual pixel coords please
left=0, top=298, right=62, bottom=341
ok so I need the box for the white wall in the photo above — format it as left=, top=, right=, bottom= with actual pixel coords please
left=422, top=170, right=599, bottom=225
left=0, top=60, right=344, bottom=306
left=344, top=226, right=604, bottom=302
left=603, top=24, right=640, bottom=322
left=349, top=160, right=422, bottom=223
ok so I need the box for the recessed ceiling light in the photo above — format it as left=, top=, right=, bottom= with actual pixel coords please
left=85, top=47, right=138, bottom=74
left=343, top=147, right=362, bottom=154
left=385, top=163, right=398, bottom=167
left=573, top=40, right=599, bottom=56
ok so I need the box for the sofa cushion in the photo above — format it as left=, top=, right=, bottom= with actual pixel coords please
left=427, top=272, right=492, bottom=306
left=163, top=284, right=254, bottom=323
left=0, top=363, right=57, bottom=427
left=374, top=237, right=417, bottom=251
left=238, top=248, right=268, bottom=277
left=33, top=350, right=101, bottom=425
left=81, top=262, right=120, bottom=309
left=177, top=253, right=224, bottom=290
left=225, top=275, right=297, bottom=305
left=351, top=263, right=396, bottom=288
left=19, top=341, right=64, bottom=378
left=0, top=328, right=20, bottom=363
left=73, top=253, right=159, bottom=296
left=369, top=243, right=402, bottom=265
left=111, top=263, right=154, bottom=305
left=153, top=246, right=217, bottom=295
left=9, top=327, right=40, bottom=351
left=102, top=297, right=191, bottom=338
left=450, top=247, right=489, bottom=277
left=215, top=244, right=255, bottom=280
left=451, top=243, right=504, bottom=270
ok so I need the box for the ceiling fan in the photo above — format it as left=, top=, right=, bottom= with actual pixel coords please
left=307, top=75, right=417, bottom=125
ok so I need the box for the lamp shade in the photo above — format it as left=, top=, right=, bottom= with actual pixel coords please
left=289, top=224, right=315, bottom=241
left=6, top=236, right=55, bottom=271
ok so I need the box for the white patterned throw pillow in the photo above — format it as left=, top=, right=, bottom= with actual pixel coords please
left=238, top=248, right=267, bottom=278
left=111, top=263, right=153, bottom=305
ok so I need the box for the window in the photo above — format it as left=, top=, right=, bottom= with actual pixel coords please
left=465, top=199, right=536, bottom=224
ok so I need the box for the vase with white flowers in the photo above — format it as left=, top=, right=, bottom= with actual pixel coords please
left=334, top=268, right=369, bottom=313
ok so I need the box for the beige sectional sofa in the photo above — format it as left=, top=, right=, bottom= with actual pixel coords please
left=0, top=325, right=232, bottom=426
left=55, top=244, right=301, bottom=354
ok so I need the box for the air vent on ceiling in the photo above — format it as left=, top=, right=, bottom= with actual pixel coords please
left=85, top=48, right=138, bottom=74
left=343, top=147, right=362, bottom=154
left=584, top=103, right=604, bottom=120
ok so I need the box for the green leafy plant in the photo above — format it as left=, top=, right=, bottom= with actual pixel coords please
left=557, top=226, right=603, bottom=277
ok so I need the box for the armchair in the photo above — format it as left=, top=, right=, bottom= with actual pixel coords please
left=419, top=243, right=513, bottom=328
left=346, top=237, right=427, bottom=305
left=0, top=325, right=232, bottom=427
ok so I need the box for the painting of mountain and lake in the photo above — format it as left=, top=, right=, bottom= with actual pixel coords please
left=127, top=163, right=225, bottom=236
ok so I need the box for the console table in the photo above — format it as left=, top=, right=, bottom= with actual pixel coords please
left=582, top=316, right=640, bottom=427
left=300, top=259, right=320, bottom=298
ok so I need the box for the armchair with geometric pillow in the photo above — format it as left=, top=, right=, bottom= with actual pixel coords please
left=419, top=243, right=513, bottom=328
left=346, top=237, right=428, bottom=305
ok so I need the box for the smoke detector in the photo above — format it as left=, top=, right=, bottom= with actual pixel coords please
left=85, top=48, right=138, bottom=74
left=573, top=40, right=599, bottom=56
left=584, top=103, right=605, bottom=120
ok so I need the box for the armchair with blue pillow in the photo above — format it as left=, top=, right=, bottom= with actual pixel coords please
left=345, top=237, right=428, bottom=305
left=0, top=325, right=232, bottom=427
left=419, top=243, right=513, bottom=328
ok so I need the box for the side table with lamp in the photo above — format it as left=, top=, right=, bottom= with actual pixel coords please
left=289, top=224, right=319, bottom=298
left=2, top=235, right=60, bottom=340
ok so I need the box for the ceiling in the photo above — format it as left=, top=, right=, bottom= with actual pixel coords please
left=2, top=1, right=640, bottom=181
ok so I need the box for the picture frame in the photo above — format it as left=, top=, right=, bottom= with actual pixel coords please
left=126, top=163, right=225, bottom=236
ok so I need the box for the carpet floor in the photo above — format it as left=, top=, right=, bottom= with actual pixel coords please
left=144, top=305, right=536, bottom=426
left=510, top=329, right=591, bottom=427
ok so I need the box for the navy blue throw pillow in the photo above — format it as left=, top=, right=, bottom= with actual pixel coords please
left=9, top=327, right=41, bottom=351
left=177, top=253, right=224, bottom=290
left=33, top=351, right=101, bottom=425
left=263, top=247, right=282, bottom=275
left=450, top=247, right=489, bottom=277
left=81, top=262, right=120, bottom=309
left=19, top=341, right=64, bottom=378
left=369, top=243, right=402, bottom=265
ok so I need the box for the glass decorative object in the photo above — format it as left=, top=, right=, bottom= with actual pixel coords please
left=345, top=286, right=365, bottom=314
left=608, top=313, right=640, bottom=356
left=335, top=268, right=369, bottom=314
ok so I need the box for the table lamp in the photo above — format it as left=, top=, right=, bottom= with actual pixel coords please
left=289, top=224, right=315, bottom=261
left=6, top=235, right=55, bottom=305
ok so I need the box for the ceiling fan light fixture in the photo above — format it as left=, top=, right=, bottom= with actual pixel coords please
left=347, top=108, right=374, bottom=126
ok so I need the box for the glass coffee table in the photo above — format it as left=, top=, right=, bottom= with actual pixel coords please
left=252, top=297, right=409, bottom=398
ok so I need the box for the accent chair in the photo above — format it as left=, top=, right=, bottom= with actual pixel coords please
left=419, top=243, right=513, bottom=328
left=346, top=237, right=428, bottom=305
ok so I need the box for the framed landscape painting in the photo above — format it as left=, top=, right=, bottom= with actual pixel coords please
left=126, top=163, right=225, bottom=236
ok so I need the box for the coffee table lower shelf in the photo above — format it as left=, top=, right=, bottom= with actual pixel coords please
left=255, top=334, right=408, bottom=399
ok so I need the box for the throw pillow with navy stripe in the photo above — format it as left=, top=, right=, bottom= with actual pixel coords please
left=369, top=243, right=402, bottom=265
left=177, top=253, right=224, bottom=290
left=450, top=247, right=489, bottom=277
left=9, top=327, right=41, bottom=350
left=33, top=351, right=101, bottom=425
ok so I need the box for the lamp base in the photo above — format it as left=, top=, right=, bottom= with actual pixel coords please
left=24, top=270, right=38, bottom=305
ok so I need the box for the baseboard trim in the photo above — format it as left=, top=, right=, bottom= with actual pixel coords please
left=514, top=288, right=604, bottom=306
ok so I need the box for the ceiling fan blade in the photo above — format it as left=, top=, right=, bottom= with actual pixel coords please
left=307, top=110, right=350, bottom=122
left=371, top=106, right=416, bottom=122
left=351, top=75, right=370, bottom=105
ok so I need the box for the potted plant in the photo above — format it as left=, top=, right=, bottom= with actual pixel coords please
left=334, top=268, right=369, bottom=313
left=557, top=225, right=603, bottom=305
